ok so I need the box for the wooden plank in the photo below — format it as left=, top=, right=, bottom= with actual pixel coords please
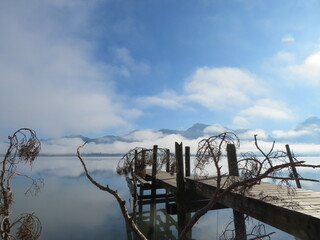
left=134, top=174, right=150, bottom=186
left=138, top=197, right=175, bottom=205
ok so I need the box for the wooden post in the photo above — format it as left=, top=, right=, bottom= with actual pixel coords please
left=149, top=145, right=158, bottom=239
left=175, top=142, right=186, bottom=236
left=152, top=145, right=158, bottom=178
left=227, top=144, right=239, bottom=177
left=141, top=149, right=146, bottom=175
left=185, top=146, right=191, bottom=177
left=176, top=142, right=185, bottom=199
left=227, top=144, right=247, bottom=240
left=134, top=149, right=138, bottom=174
left=285, top=144, right=301, bottom=189
left=137, top=150, right=145, bottom=230
left=166, top=149, right=170, bottom=173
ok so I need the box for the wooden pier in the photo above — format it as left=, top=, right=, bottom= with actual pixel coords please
left=126, top=143, right=320, bottom=240
left=141, top=169, right=320, bottom=240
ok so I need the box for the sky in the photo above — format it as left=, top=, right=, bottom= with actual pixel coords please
left=1, top=0, right=320, bottom=140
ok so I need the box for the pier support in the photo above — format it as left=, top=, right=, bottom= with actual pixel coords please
left=175, top=142, right=185, bottom=236
left=148, top=145, right=158, bottom=239
left=227, top=144, right=247, bottom=240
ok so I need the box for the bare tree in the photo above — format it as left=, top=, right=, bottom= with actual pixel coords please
left=0, top=128, right=43, bottom=240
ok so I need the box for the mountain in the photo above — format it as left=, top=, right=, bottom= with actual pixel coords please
left=160, top=123, right=211, bottom=139
left=295, top=116, right=320, bottom=131
left=41, top=117, right=320, bottom=148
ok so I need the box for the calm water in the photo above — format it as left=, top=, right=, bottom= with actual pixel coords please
left=10, top=156, right=320, bottom=240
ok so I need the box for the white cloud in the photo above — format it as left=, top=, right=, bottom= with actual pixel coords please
left=136, top=90, right=186, bottom=109
left=0, top=1, right=141, bottom=138
left=19, top=126, right=320, bottom=157
left=288, top=51, right=320, bottom=85
left=184, top=67, right=266, bottom=110
left=41, top=138, right=86, bottom=155
left=137, top=67, right=267, bottom=111
left=237, top=129, right=268, bottom=140
left=204, top=124, right=228, bottom=134
left=234, top=98, right=293, bottom=128
left=272, top=129, right=310, bottom=139
left=123, top=130, right=165, bottom=141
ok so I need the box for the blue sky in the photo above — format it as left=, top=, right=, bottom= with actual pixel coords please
left=1, top=0, right=320, bottom=139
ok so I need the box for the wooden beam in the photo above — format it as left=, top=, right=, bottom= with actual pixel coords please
left=166, top=200, right=228, bottom=215
left=139, top=197, right=175, bottom=205
left=139, top=193, right=174, bottom=200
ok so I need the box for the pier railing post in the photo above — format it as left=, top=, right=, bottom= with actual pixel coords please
left=138, top=150, right=145, bottom=226
left=166, top=149, right=170, bottom=173
left=134, top=149, right=138, bottom=174
left=227, top=144, right=239, bottom=177
left=285, top=144, right=301, bottom=188
left=152, top=145, right=158, bottom=178
left=227, top=144, right=247, bottom=240
left=185, top=146, right=191, bottom=177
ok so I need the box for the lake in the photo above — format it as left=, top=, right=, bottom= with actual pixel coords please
left=10, top=156, right=320, bottom=240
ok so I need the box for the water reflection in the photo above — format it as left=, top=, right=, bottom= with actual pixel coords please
left=127, top=206, right=178, bottom=240
left=9, top=156, right=319, bottom=240
left=125, top=196, right=295, bottom=240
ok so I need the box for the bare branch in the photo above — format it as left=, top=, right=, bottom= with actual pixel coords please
left=77, top=143, right=147, bottom=240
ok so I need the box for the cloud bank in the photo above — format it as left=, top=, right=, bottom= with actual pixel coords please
left=0, top=1, right=142, bottom=138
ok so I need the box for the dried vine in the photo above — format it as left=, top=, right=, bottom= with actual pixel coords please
left=117, top=147, right=176, bottom=177
left=0, top=128, right=43, bottom=240
left=193, top=132, right=239, bottom=177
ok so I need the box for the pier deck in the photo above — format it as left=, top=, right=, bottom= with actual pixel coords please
left=141, top=169, right=320, bottom=240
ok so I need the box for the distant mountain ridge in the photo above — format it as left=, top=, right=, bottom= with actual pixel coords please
left=159, top=123, right=211, bottom=139
left=43, top=116, right=320, bottom=145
